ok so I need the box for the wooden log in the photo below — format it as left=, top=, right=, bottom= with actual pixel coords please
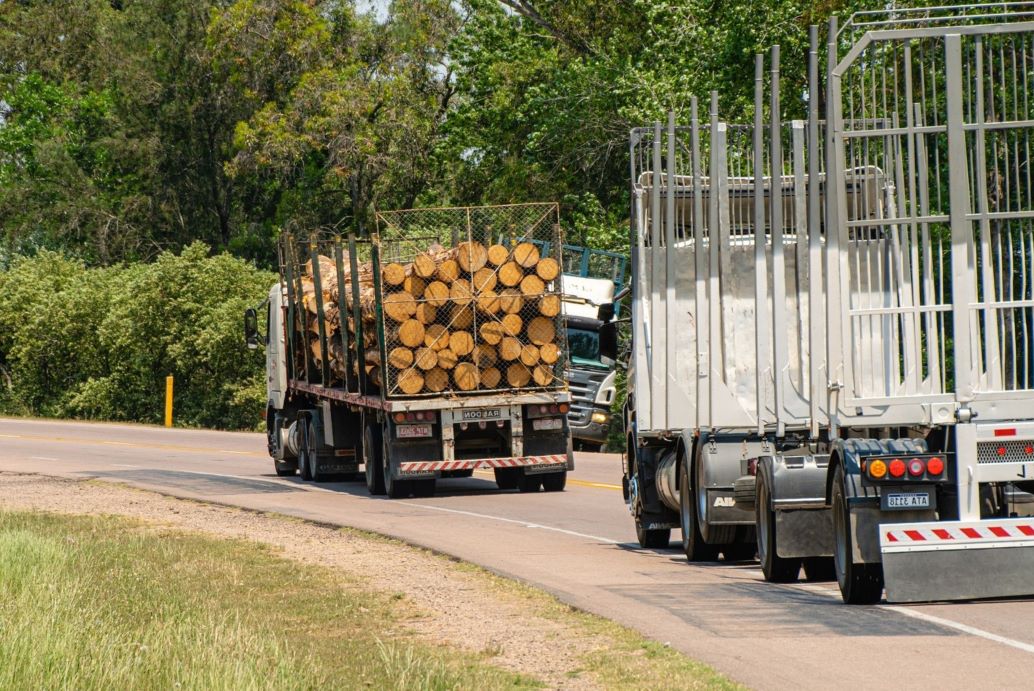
left=520, top=343, right=540, bottom=367
left=413, top=253, right=437, bottom=279
left=456, top=241, right=488, bottom=273
left=499, top=337, right=522, bottom=362
left=480, top=366, right=502, bottom=389
left=501, top=313, right=522, bottom=337
left=383, top=292, right=416, bottom=322
left=532, top=364, right=553, bottom=387
left=536, top=256, right=560, bottom=281
left=414, top=347, right=438, bottom=371
left=512, top=242, right=540, bottom=268
left=476, top=289, right=500, bottom=315
left=398, top=319, right=426, bottom=348
left=487, top=244, right=510, bottom=266
left=402, top=274, right=426, bottom=297
left=382, top=262, right=406, bottom=287
left=437, top=348, right=458, bottom=370
left=414, top=302, right=437, bottom=324
left=498, top=262, right=523, bottom=287
left=424, top=280, right=450, bottom=307
left=506, top=362, right=531, bottom=388
left=424, top=367, right=449, bottom=392
left=538, top=293, right=561, bottom=317
left=437, top=259, right=460, bottom=283
left=424, top=324, right=449, bottom=351
left=527, top=316, right=555, bottom=346
left=480, top=321, right=504, bottom=345
left=450, top=278, right=473, bottom=306
left=472, top=267, right=498, bottom=293
left=397, top=368, right=424, bottom=395
left=449, top=330, right=475, bottom=357
left=520, top=273, right=545, bottom=297
left=473, top=343, right=497, bottom=367
left=388, top=346, right=414, bottom=369
left=453, top=362, right=480, bottom=391
left=497, top=288, right=523, bottom=315
left=449, top=304, right=475, bottom=329
left=539, top=342, right=560, bottom=365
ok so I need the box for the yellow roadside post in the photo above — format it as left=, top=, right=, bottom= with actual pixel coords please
left=165, top=375, right=174, bottom=427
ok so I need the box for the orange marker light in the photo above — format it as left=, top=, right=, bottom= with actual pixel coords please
left=869, top=459, right=888, bottom=479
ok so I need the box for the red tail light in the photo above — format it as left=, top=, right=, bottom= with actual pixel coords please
left=393, top=412, right=406, bottom=423
left=889, top=459, right=906, bottom=478
left=927, top=456, right=944, bottom=475
left=908, top=458, right=925, bottom=477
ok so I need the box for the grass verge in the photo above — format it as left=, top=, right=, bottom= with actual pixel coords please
left=0, top=510, right=536, bottom=690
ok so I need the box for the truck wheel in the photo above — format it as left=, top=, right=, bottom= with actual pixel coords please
left=680, top=455, right=718, bottom=561
left=364, top=424, right=385, bottom=496
left=756, top=468, right=800, bottom=582
left=274, top=461, right=296, bottom=477
left=307, top=421, right=332, bottom=483
left=542, top=472, right=566, bottom=492
left=803, top=557, right=836, bottom=582
left=494, top=468, right=519, bottom=490
left=382, top=433, right=412, bottom=499
left=832, top=464, right=884, bottom=604
left=298, top=419, right=312, bottom=481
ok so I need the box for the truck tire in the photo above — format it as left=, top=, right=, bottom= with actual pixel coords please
left=298, top=418, right=312, bottom=481
left=382, top=431, right=412, bottom=499
left=274, top=461, right=296, bottom=477
left=307, top=421, right=332, bottom=483
left=494, top=467, right=519, bottom=490
left=541, top=471, right=566, bottom=492
left=832, top=464, right=884, bottom=604
left=680, top=456, right=719, bottom=561
left=756, top=467, right=800, bottom=582
left=364, top=423, right=385, bottom=496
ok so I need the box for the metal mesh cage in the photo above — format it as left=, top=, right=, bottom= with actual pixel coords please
left=373, top=203, right=567, bottom=398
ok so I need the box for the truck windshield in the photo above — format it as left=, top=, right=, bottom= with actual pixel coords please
left=567, top=327, right=607, bottom=368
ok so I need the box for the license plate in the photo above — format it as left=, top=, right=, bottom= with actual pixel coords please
left=532, top=417, right=562, bottom=431
left=397, top=424, right=432, bottom=439
left=884, top=492, right=930, bottom=509
left=461, top=408, right=502, bottom=421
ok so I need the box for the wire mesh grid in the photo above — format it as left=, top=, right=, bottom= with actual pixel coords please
left=372, top=203, right=568, bottom=398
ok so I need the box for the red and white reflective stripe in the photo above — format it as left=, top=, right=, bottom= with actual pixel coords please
left=884, top=522, right=1034, bottom=544
left=398, top=455, right=566, bottom=474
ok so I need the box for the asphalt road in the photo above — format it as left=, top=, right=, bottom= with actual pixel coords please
left=1, top=416, right=1032, bottom=690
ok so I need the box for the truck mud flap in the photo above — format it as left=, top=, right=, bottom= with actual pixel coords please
left=880, top=517, right=1034, bottom=603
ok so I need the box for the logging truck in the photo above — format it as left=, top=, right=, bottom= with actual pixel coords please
left=624, top=5, right=1034, bottom=603
left=246, top=203, right=573, bottom=498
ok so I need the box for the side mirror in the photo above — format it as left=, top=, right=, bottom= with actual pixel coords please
left=244, top=308, right=259, bottom=350
left=597, top=302, right=615, bottom=322
left=599, top=321, right=618, bottom=362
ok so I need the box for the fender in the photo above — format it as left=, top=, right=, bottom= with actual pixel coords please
left=826, top=437, right=930, bottom=502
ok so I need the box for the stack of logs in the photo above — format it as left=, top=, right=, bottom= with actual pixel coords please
left=299, top=239, right=563, bottom=396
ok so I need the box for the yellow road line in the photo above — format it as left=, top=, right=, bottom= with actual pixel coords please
left=4, top=431, right=624, bottom=490
left=472, top=468, right=621, bottom=491
left=0, top=433, right=267, bottom=458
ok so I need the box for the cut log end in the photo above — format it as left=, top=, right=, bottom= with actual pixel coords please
left=453, top=362, right=480, bottom=391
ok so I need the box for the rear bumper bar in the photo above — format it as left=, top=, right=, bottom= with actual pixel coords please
left=398, top=455, right=568, bottom=477
left=880, top=517, right=1034, bottom=602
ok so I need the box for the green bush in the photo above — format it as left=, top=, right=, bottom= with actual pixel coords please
left=0, top=243, right=274, bottom=429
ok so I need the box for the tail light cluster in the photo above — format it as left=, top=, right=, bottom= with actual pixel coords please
left=863, top=454, right=949, bottom=483
left=525, top=403, right=570, bottom=419
left=392, top=410, right=437, bottom=424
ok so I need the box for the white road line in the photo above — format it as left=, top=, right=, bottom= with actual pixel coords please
left=103, top=441, right=134, bottom=446
left=0, top=434, right=19, bottom=438
left=219, top=450, right=253, bottom=455
left=110, top=463, right=141, bottom=468
left=881, top=605, right=1034, bottom=655
left=407, top=502, right=622, bottom=544
left=789, top=581, right=1034, bottom=655
left=30, top=456, right=60, bottom=461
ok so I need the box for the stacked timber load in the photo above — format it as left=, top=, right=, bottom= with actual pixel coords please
left=296, top=237, right=564, bottom=397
